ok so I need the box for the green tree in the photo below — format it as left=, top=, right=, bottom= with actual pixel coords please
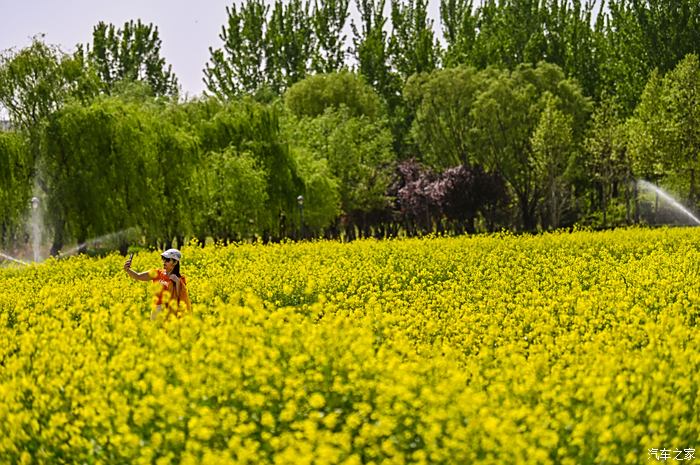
left=267, top=0, right=314, bottom=92
left=85, top=20, right=179, bottom=96
left=389, top=0, right=441, bottom=79
left=0, top=131, right=31, bottom=249
left=624, top=55, right=700, bottom=225
left=311, top=0, right=351, bottom=73
left=440, top=1, right=605, bottom=100
left=197, top=99, right=303, bottom=237
left=40, top=97, right=197, bottom=253
left=660, top=54, right=700, bottom=205
left=541, top=0, right=604, bottom=100
left=626, top=70, right=664, bottom=179
left=291, top=147, right=342, bottom=234
left=404, top=66, right=483, bottom=169
left=602, top=0, right=700, bottom=113
left=192, top=149, right=268, bottom=241
left=440, top=0, right=477, bottom=67
left=471, top=63, right=590, bottom=230
left=469, top=0, right=545, bottom=69
left=206, top=0, right=316, bottom=99
left=583, top=92, right=630, bottom=226
left=531, top=92, right=575, bottom=229
left=284, top=71, right=383, bottom=119
left=0, top=37, right=95, bottom=132
left=352, top=0, right=401, bottom=106
left=204, top=0, right=269, bottom=98
left=285, top=107, right=395, bottom=219
left=629, top=55, right=700, bottom=207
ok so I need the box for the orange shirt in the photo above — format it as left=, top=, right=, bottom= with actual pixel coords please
left=150, top=269, right=192, bottom=315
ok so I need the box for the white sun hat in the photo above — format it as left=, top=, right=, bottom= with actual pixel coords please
left=161, top=248, right=182, bottom=261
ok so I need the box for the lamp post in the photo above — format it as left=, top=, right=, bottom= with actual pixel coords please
left=297, top=195, right=304, bottom=239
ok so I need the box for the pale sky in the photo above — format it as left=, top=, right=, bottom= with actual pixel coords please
left=1, top=0, right=446, bottom=99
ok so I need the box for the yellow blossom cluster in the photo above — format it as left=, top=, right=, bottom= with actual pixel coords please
left=1, top=228, right=699, bottom=464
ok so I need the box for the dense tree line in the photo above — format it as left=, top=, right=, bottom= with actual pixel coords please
left=2, top=0, right=700, bottom=254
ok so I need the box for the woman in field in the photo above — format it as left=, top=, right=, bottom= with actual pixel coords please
left=124, top=248, right=191, bottom=319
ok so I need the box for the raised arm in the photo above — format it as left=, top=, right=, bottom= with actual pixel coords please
left=124, top=258, right=151, bottom=282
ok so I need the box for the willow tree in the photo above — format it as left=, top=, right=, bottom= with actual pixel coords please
left=0, top=131, right=31, bottom=249
left=0, top=37, right=97, bottom=131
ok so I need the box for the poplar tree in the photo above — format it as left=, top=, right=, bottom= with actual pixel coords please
left=311, top=0, right=351, bottom=73
left=85, top=20, right=179, bottom=96
left=389, top=0, right=441, bottom=79
left=205, top=0, right=268, bottom=98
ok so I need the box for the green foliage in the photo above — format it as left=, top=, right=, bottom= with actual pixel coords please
left=469, top=0, right=546, bottom=69
left=192, top=149, right=268, bottom=241
left=205, top=0, right=322, bottom=99
left=0, top=37, right=93, bottom=132
left=388, top=0, right=441, bottom=79
left=85, top=20, right=179, bottom=97
left=660, top=54, right=700, bottom=203
left=195, top=99, right=303, bottom=235
left=311, top=0, right=351, bottom=74
left=204, top=0, right=269, bottom=98
left=0, top=131, right=31, bottom=248
left=626, top=70, right=664, bottom=180
left=582, top=92, right=631, bottom=226
left=531, top=92, right=575, bottom=229
left=284, top=71, right=383, bottom=119
left=628, top=54, right=700, bottom=204
left=404, top=66, right=482, bottom=169
left=5, top=0, right=700, bottom=243
left=285, top=107, right=395, bottom=216
left=440, top=0, right=477, bottom=67
left=40, top=97, right=197, bottom=251
left=471, top=62, right=590, bottom=230
left=441, top=1, right=604, bottom=100
left=291, top=147, right=341, bottom=232
left=407, top=62, right=589, bottom=229
left=602, top=0, right=700, bottom=112
left=268, top=0, right=314, bottom=91
left=351, top=0, right=401, bottom=105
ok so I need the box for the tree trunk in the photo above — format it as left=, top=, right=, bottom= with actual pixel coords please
left=550, top=178, right=558, bottom=229
left=50, top=218, right=65, bottom=257
left=689, top=168, right=696, bottom=207
left=633, top=180, right=640, bottom=224
left=520, top=194, right=537, bottom=232
left=602, top=182, right=607, bottom=227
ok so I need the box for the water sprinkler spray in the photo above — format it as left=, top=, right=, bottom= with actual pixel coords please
left=637, top=180, right=700, bottom=225
left=30, top=196, right=42, bottom=262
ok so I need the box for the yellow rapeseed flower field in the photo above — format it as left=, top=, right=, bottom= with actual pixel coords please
left=1, top=228, right=699, bottom=464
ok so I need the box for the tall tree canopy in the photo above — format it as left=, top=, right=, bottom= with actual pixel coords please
left=389, top=0, right=441, bottom=79
left=83, top=20, right=179, bottom=97
left=0, top=37, right=94, bottom=131
left=311, top=0, right=351, bottom=73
